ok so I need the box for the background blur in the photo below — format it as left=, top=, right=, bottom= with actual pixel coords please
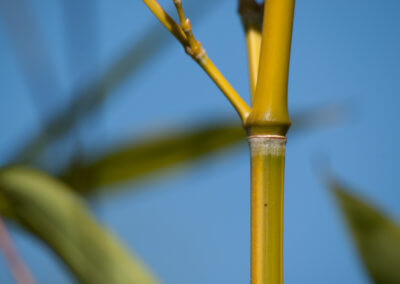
left=0, top=0, right=399, bottom=283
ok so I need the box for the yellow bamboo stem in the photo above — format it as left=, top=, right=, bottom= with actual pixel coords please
left=238, top=0, right=263, bottom=104
left=245, top=29, right=262, bottom=104
left=246, top=1, right=295, bottom=283
left=249, top=136, right=286, bottom=284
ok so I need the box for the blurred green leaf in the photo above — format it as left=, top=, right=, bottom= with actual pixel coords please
left=63, top=103, right=345, bottom=194
left=63, top=121, right=246, bottom=194
left=331, top=180, right=400, bottom=284
left=0, top=167, right=159, bottom=284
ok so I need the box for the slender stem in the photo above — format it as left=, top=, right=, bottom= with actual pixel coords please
left=142, top=0, right=251, bottom=122
left=245, top=29, right=261, bottom=103
left=238, top=0, right=263, bottom=104
left=0, top=217, right=36, bottom=284
left=142, top=0, right=187, bottom=44
left=172, top=0, right=186, bottom=24
left=200, top=56, right=251, bottom=122
left=249, top=136, right=286, bottom=284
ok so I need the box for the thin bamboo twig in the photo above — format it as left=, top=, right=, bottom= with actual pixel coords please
left=142, top=0, right=187, bottom=45
left=244, top=29, right=261, bottom=103
left=238, top=0, right=263, bottom=104
left=0, top=216, right=36, bottom=284
left=200, top=56, right=251, bottom=121
left=142, top=0, right=251, bottom=122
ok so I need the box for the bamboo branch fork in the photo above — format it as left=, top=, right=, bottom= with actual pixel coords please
left=142, top=0, right=295, bottom=283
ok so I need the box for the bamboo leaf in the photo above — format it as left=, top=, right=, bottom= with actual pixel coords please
left=0, top=167, right=159, bottom=284
left=330, top=180, right=400, bottom=284
left=63, top=104, right=345, bottom=194
left=63, top=121, right=246, bottom=194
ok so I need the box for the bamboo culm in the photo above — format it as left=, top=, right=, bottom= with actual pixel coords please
left=249, top=136, right=286, bottom=284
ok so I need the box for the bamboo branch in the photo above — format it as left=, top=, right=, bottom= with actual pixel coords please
left=142, top=0, right=251, bottom=122
left=238, top=0, right=263, bottom=103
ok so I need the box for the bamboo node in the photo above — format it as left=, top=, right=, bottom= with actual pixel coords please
left=248, top=135, right=286, bottom=157
left=247, top=134, right=287, bottom=141
left=185, top=45, right=206, bottom=61
left=172, top=2, right=207, bottom=62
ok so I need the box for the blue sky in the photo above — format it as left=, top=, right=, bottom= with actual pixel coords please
left=0, top=0, right=399, bottom=283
